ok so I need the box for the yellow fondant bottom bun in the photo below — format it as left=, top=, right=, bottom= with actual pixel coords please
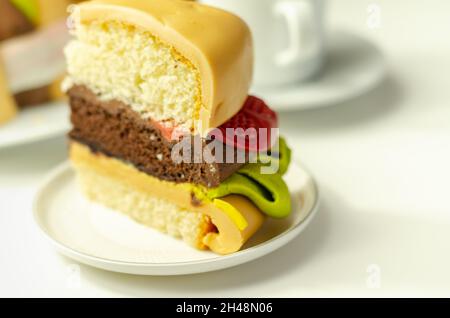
left=70, top=141, right=265, bottom=254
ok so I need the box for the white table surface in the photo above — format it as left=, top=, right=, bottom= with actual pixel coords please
left=1, top=0, right=450, bottom=297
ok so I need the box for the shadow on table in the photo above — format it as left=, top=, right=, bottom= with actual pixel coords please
left=279, top=75, right=404, bottom=135
left=60, top=182, right=450, bottom=297
left=53, top=185, right=450, bottom=296
left=59, top=192, right=335, bottom=297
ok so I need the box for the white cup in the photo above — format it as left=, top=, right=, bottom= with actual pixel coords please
left=200, top=0, right=327, bottom=87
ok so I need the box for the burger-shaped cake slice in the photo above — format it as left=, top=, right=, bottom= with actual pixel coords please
left=65, top=0, right=292, bottom=255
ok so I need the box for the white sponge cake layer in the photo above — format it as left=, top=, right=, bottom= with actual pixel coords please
left=65, top=21, right=202, bottom=130
left=67, top=0, right=254, bottom=135
left=76, top=161, right=213, bottom=249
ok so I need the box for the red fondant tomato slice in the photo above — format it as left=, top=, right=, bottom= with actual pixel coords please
left=213, top=96, right=278, bottom=152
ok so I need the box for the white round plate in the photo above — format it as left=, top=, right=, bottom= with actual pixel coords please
left=33, top=161, right=319, bottom=276
left=252, top=30, right=386, bottom=111
left=0, top=101, right=69, bottom=149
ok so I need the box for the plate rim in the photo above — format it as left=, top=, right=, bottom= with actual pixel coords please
left=33, top=160, right=320, bottom=273
left=0, top=101, right=69, bottom=150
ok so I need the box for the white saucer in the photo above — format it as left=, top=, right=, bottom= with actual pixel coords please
left=0, top=101, right=69, bottom=149
left=33, top=161, right=319, bottom=276
left=252, top=30, right=386, bottom=111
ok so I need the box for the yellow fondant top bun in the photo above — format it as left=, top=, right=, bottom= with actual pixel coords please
left=72, top=0, right=253, bottom=133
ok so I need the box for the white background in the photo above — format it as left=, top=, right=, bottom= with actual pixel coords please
left=1, top=0, right=450, bottom=297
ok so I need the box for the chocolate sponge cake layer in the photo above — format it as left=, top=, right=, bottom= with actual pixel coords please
left=68, top=85, right=246, bottom=188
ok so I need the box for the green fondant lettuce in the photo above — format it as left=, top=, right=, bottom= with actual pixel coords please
left=258, top=136, right=292, bottom=176
left=207, top=137, right=292, bottom=219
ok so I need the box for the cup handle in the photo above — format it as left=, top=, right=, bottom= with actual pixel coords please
left=274, top=0, right=317, bottom=66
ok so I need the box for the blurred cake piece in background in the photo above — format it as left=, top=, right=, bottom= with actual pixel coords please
left=34, top=0, right=77, bottom=26
left=0, top=0, right=77, bottom=124
left=7, top=0, right=77, bottom=28
left=0, top=0, right=35, bottom=41
left=0, top=59, right=17, bottom=124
